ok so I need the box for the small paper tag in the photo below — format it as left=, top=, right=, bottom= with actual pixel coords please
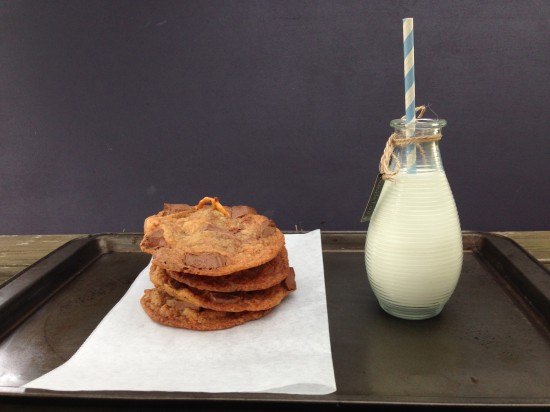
left=360, top=174, right=385, bottom=222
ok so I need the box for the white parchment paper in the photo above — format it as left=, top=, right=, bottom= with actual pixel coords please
left=25, top=230, right=336, bottom=394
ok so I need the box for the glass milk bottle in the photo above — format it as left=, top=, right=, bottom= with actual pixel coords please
left=365, top=118, right=462, bottom=320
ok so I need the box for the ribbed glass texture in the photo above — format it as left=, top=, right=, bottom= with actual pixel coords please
left=365, top=119, right=462, bottom=320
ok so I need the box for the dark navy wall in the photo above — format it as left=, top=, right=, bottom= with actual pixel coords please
left=0, top=1, right=548, bottom=233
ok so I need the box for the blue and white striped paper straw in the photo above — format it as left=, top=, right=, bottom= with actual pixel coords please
left=403, top=17, right=416, bottom=170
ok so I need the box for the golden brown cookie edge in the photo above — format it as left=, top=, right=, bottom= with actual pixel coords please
left=165, top=247, right=290, bottom=292
left=140, top=289, right=271, bottom=331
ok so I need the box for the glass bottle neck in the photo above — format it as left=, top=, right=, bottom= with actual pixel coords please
left=391, top=125, right=445, bottom=174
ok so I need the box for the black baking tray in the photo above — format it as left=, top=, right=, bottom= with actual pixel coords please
left=0, top=232, right=548, bottom=410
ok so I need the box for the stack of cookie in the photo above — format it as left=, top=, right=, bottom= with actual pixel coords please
left=139, top=197, right=296, bottom=331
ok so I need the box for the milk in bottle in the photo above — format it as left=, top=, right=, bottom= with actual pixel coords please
left=364, top=118, right=462, bottom=320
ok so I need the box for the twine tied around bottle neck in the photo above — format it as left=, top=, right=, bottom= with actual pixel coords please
left=379, top=106, right=442, bottom=181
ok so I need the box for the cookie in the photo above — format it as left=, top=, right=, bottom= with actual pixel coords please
left=141, top=288, right=270, bottom=331
left=150, top=265, right=296, bottom=312
left=141, top=201, right=258, bottom=253
left=164, top=247, right=290, bottom=292
left=140, top=197, right=285, bottom=276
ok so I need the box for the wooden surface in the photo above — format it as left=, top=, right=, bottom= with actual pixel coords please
left=0, top=235, right=82, bottom=284
left=0, top=232, right=548, bottom=286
